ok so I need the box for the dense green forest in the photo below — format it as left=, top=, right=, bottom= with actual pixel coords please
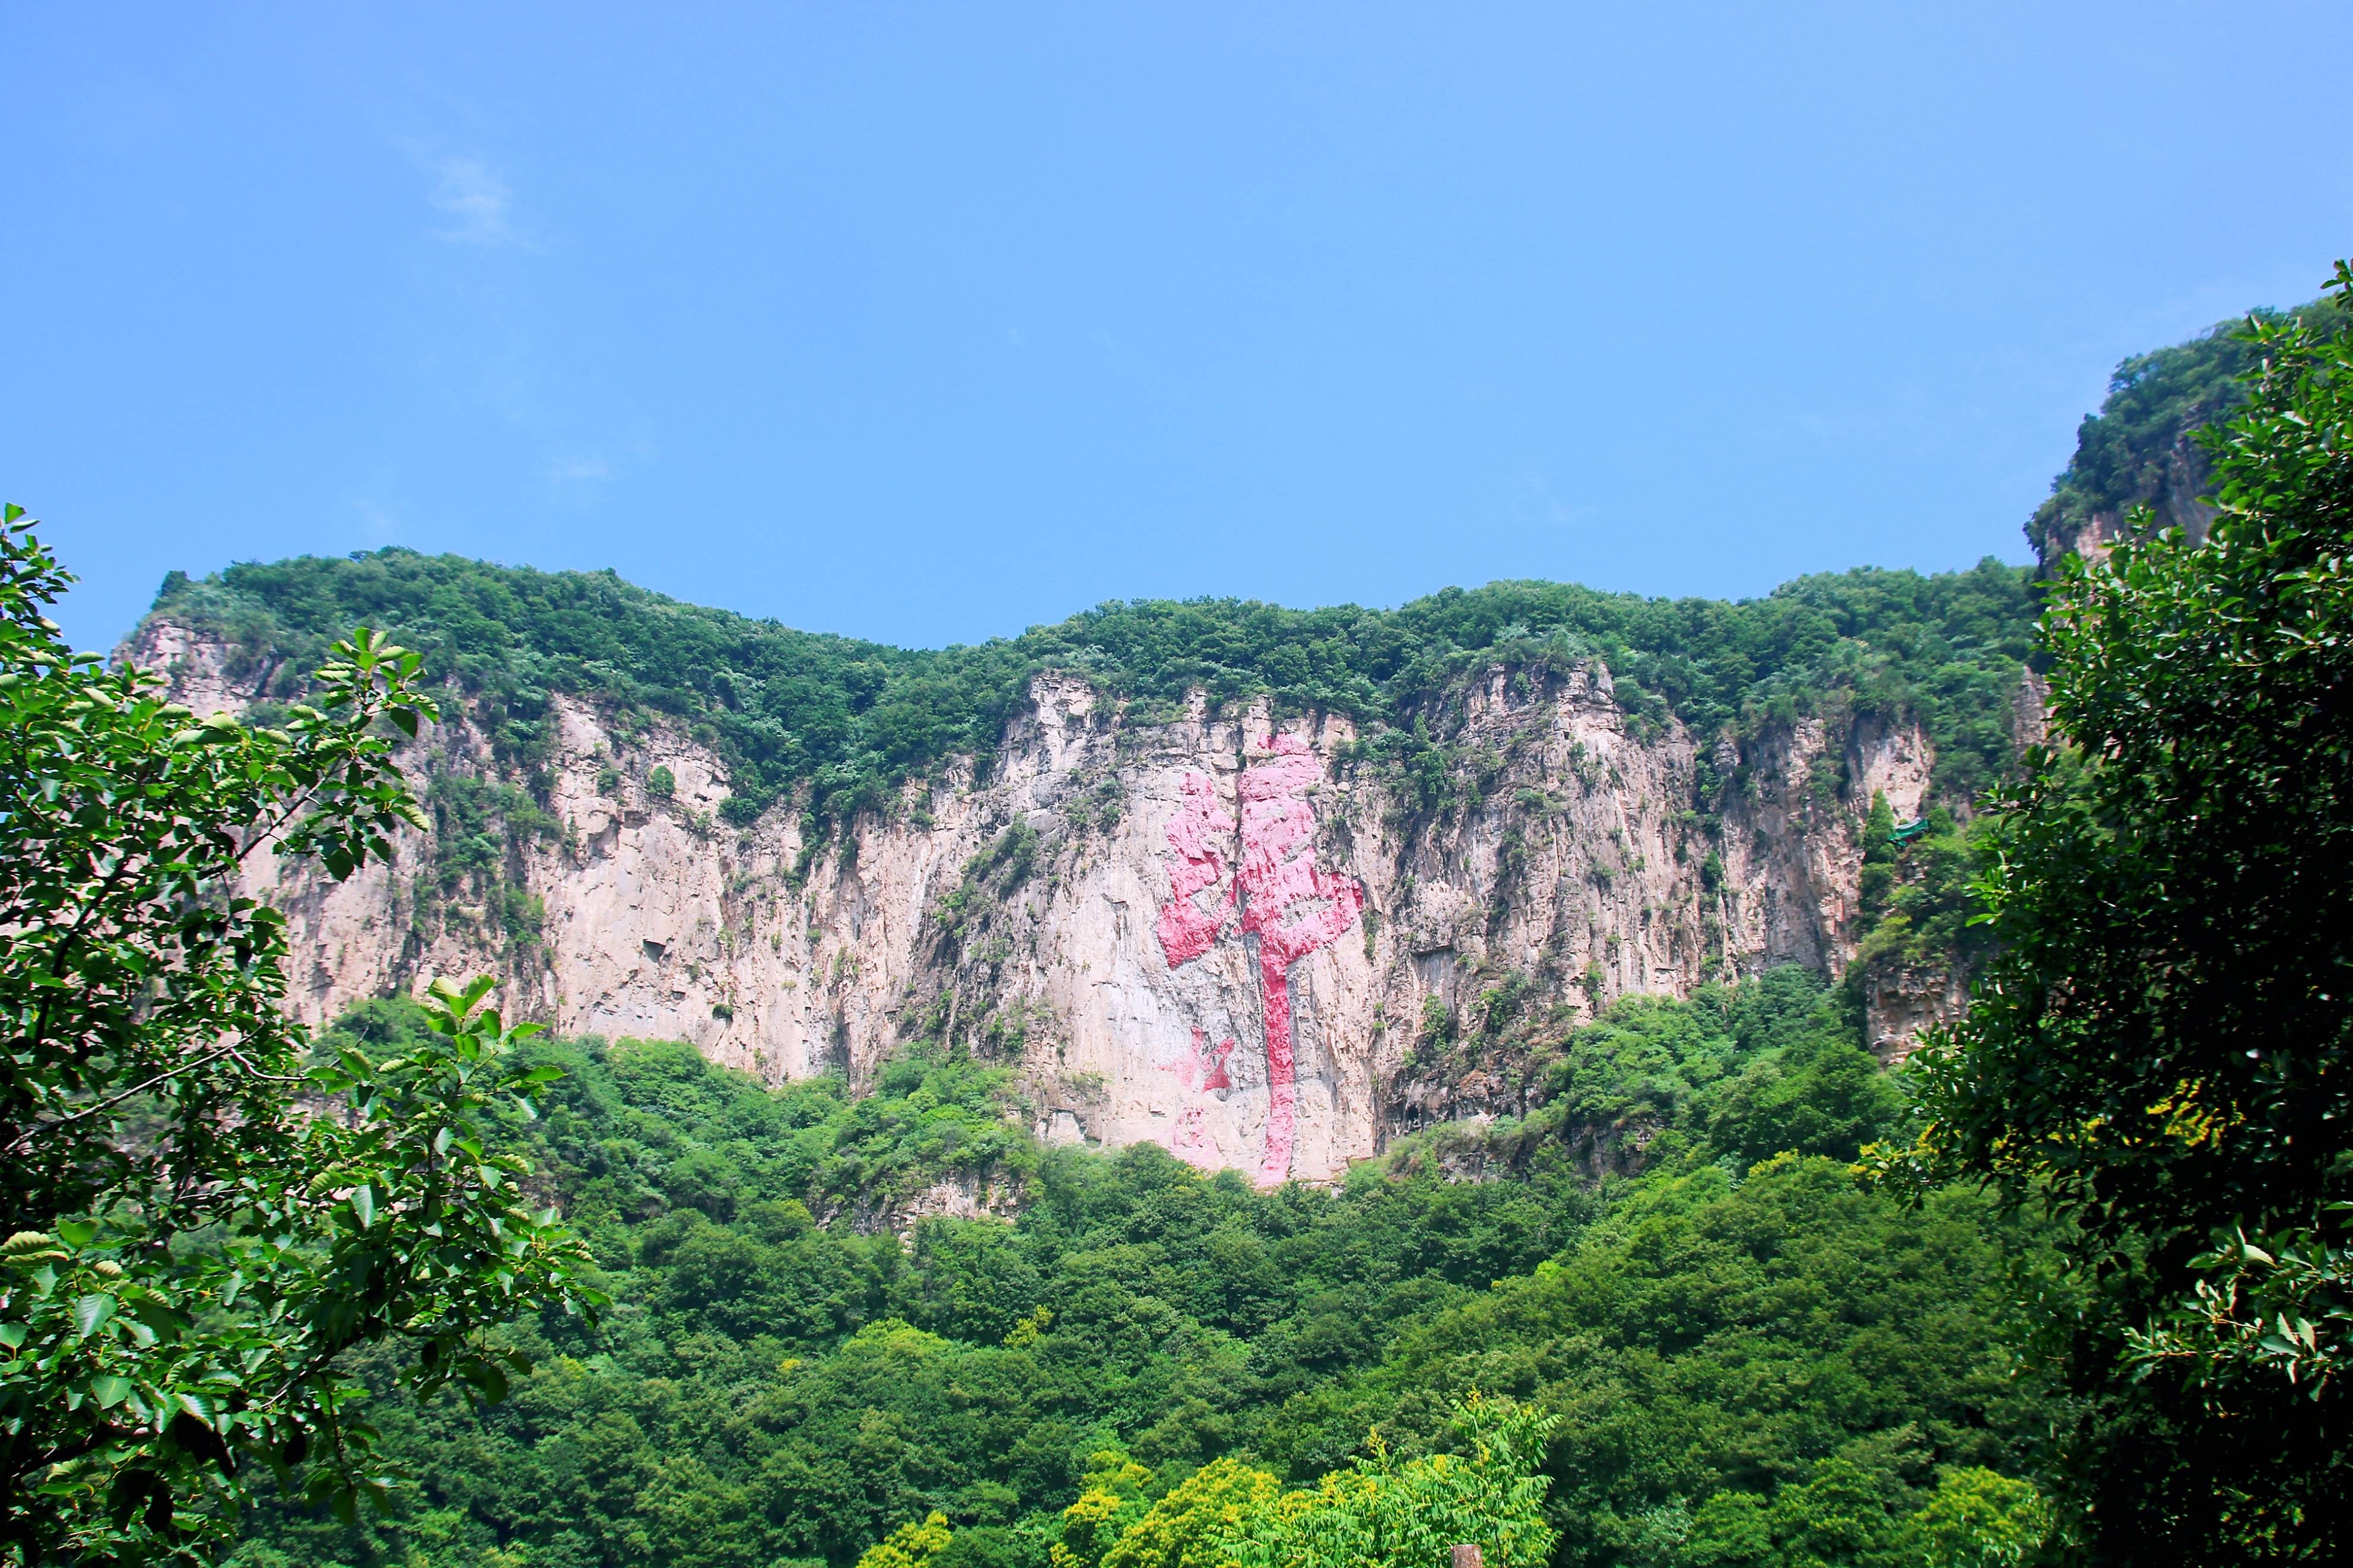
left=149, top=555, right=2036, bottom=825
left=224, top=969, right=2062, bottom=1568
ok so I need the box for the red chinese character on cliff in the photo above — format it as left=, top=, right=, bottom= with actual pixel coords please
left=1155, top=734, right=1364, bottom=1184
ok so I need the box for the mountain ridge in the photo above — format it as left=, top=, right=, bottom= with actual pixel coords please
left=131, top=596, right=1998, bottom=1185
left=124, top=292, right=2307, bottom=1185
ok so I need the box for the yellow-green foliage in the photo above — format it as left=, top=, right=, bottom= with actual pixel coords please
left=1050, top=1452, right=1155, bottom=1568
left=1100, top=1459, right=1282, bottom=1568
left=856, top=1512, right=954, bottom=1568
left=1066, top=1400, right=1555, bottom=1568
left=1897, top=1468, right=2055, bottom=1567
left=1222, top=1399, right=1557, bottom=1568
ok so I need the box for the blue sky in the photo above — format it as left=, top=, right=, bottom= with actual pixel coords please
left=6, top=3, right=2347, bottom=655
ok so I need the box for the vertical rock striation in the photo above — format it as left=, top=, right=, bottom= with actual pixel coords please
left=137, top=623, right=1948, bottom=1182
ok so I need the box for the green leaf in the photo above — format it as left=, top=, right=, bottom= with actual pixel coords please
left=350, top=1184, right=377, bottom=1229
left=53, top=1220, right=97, bottom=1249
left=72, top=1293, right=116, bottom=1339
left=90, top=1373, right=133, bottom=1408
left=463, top=1360, right=510, bottom=1403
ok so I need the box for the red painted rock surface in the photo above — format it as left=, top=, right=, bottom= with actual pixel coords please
left=1157, top=734, right=1364, bottom=1185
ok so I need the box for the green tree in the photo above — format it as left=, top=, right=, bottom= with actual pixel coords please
left=1099, top=1458, right=1280, bottom=1568
left=0, top=511, right=597, bottom=1563
left=1891, top=263, right=2353, bottom=1555
left=1762, top=1456, right=1896, bottom=1567
left=860, top=1513, right=955, bottom=1568
left=1891, top=1468, right=2054, bottom=1568
left=1222, top=1398, right=1557, bottom=1568
left=1051, top=1453, right=1156, bottom=1568
left=1858, top=791, right=1897, bottom=915
left=1679, top=1491, right=1773, bottom=1567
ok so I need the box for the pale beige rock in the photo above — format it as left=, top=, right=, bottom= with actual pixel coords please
left=131, top=622, right=1957, bottom=1182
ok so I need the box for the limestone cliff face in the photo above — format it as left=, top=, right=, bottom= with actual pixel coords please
left=136, top=621, right=1942, bottom=1185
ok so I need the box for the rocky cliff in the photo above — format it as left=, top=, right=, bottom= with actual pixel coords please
left=2023, top=290, right=2349, bottom=572
left=136, top=616, right=1947, bottom=1186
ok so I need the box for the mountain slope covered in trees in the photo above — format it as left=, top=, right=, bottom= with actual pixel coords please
left=229, top=970, right=2061, bottom=1568
left=2027, top=289, right=2349, bottom=565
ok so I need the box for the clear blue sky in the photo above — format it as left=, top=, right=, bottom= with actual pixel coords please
left=7, top=4, right=2346, bottom=656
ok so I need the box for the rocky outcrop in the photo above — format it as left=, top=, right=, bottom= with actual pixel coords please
left=2028, top=434, right=2220, bottom=569
left=135, top=622, right=1950, bottom=1184
left=1861, top=962, right=1970, bottom=1064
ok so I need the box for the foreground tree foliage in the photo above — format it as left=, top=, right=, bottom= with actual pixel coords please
left=0, top=512, right=597, bottom=1564
left=1892, top=262, right=2353, bottom=1556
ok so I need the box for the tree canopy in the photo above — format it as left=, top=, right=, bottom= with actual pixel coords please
left=1892, top=263, right=2353, bottom=1558
left=221, top=969, right=2060, bottom=1568
left=0, top=511, right=596, bottom=1564
left=146, top=550, right=2036, bottom=823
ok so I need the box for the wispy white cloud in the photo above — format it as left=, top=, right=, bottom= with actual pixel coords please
left=548, top=453, right=614, bottom=485
left=427, top=153, right=525, bottom=247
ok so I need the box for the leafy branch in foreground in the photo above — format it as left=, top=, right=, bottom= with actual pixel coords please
left=0, top=508, right=598, bottom=1565
left=2125, top=1222, right=2353, bottom=1401
left=1876, top=260, right=2353, bottom=1557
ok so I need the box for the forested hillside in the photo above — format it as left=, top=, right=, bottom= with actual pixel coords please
left=229, top=969, right=2062, bottom=1568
